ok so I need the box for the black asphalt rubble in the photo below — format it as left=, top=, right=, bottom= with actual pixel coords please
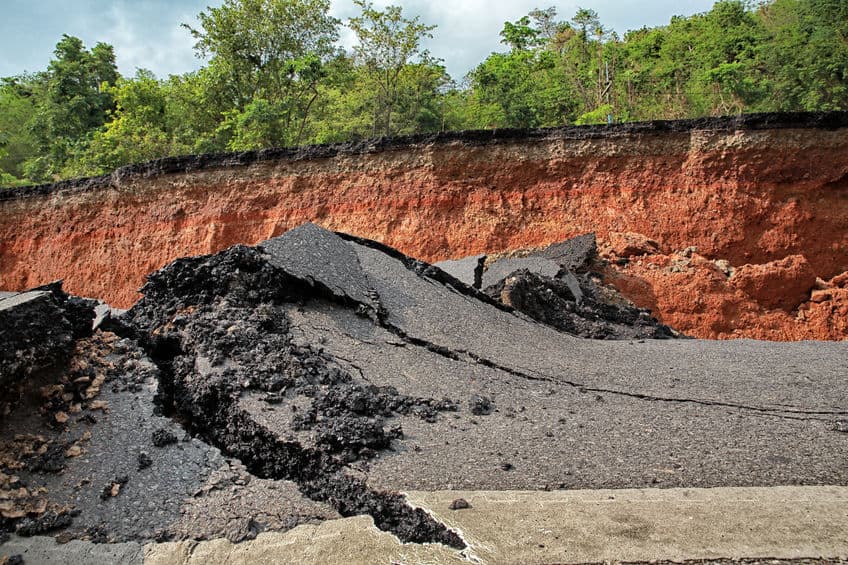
left=0, top=283, right=96, bottom=414
left=454, top=233, right=678, bottom=340
left=1, top=223, right=847, bottom=553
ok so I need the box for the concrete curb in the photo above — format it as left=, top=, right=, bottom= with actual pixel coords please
left=4, top=486, right=847, bottom=564
left=407, top=486, right=848, bottom=564
left=144, top=485, right=848, bottom=564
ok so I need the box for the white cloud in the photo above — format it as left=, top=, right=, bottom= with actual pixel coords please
left=329, top=0, right=716, bottom=80
left=98, top=2, right=204, bottom=78
left=1, top=0, right=717, bottom=81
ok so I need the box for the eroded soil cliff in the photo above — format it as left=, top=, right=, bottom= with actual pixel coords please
left=1, top=113, right=847, bottom=339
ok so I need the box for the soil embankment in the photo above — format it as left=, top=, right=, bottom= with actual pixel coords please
left=1, top=112, right=847, bottom=339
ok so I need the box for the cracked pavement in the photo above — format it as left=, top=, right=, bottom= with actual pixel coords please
left=2, top=223, right=847, bottom=562
left=279, top=226, right=848, bottom=492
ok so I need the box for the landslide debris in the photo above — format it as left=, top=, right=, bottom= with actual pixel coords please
left=0, top=287, right=105, bottom=537
left=486, top=270, right=676, bottom=340
left=0, top=230, right=467, bottom=547
left=602, top=240, right=848, bottom=340
left=5, top=222, right=846, bottom=552
left=125, top=235, right=465, bottom=548
left=0, top=285, right=233, bottom=543
left=473, top=234, right=679, bottom=340
left=121, top=224, right=698, bottom=517
left=729, top=254, right=817, bottom=311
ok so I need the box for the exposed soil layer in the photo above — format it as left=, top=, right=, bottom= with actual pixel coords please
left=1, top=112, right=847, bottom=340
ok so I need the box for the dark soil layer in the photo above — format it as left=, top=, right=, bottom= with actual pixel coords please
left=0, top=283, right=95, bottom=405
left=4, top=111, right=847, bottom=201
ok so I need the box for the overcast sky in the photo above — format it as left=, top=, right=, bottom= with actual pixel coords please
left=1, top=0, right=716, bottom=81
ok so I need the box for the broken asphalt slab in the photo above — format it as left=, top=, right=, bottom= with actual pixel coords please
left=434, top=254, right=486, bottom=289
left=0, top=284, right=96, bottom=404
left=481, top=256, right=562, bottom=290
left=1, top=223, right=847, bottom=559
left=535, top=232, right=598, bottom=272
left=460, top=233, right=672, bottom=339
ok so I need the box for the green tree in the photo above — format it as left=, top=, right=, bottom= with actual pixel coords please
left=569, top=8, right=615, bottom=112
left=216, top=97, right=287, bottom=150
left=65, top=70, right=192, bottom=177
left=465, top=8, right=581, bottom=129
left=163, top=68, right=233, bottom=153
left=757, top=0, right=848, bottom=110
left=184, top=0, right=340, bottom=146
left=613, top=1, right=766, bottom=119
left=25, top=35, right=120, bottom=181
left=689, top=1, right=765, bottom=114
left=286, top=54, right=373, bottom=143
left=500, top=16, right=541, bottom=51
left=0, top=77, right=39, bottom=185
left=348, top=0, right=437, bottom=136
left=468, top=50, right=554, bottom=128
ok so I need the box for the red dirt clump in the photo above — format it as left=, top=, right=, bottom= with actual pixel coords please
left=602, top=243, right=848, bottom=340
left=729, top=255, right=817, bottom=311
left=606, top=232, right=663, bottom=257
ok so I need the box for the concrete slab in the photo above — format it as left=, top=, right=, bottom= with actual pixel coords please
left=0, top=290, right=50, bottom=311
left=407, top=486, right=848, bottom=564
left=139, top=486, right=848, bottom=564
left=93, top=302, right=112, bottom=330
left=144, top=515, right=465, bottom=565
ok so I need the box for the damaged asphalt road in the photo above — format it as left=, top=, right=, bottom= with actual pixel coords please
left=1, top=223, right=848, bottom=552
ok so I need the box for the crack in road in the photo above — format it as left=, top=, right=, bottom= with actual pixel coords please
left=370, top=317, right=846, bottom=424
left=287, top=264, right=846, bottom=426
left=332, top=230, right=846, bottom=425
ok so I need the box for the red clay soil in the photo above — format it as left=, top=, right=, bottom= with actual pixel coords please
left=601, top=242, right=848, bottom=340
left=1, top=114, right=847, bottom=340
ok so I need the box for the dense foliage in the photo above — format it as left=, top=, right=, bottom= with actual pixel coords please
left=1, top=0, right=846, bottom=186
